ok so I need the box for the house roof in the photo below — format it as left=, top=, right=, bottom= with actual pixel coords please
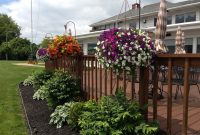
left=90, top=0, right=200, bottom=27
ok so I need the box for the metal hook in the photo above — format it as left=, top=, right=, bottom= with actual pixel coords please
left=64, top=21, right=76, bottom=39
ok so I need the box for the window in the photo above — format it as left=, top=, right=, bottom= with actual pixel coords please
left=185, top=38, right=193, bottom=53
left=164, top=39, right=175, bottom=53
left=117, top=21, right=123, bottom=27
left=176, top=14, right=184, bottom=23
left=88, top=43, right=97, bottom=55
left=167, top=16, right=172, bottom=25
left=197, top=38, right=200, bottom=53
left=154, top=16, right=172, bottom=26
left=129, top=22, right=137, bottom=29
left=99, top=25, right=105, bottom=30
left=176, top=12, right=196, bottom=24
left=185, top=12, right=196, bottom=22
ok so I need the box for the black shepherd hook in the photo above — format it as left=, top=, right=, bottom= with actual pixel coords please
left=64, top=21, right=76, bottom=39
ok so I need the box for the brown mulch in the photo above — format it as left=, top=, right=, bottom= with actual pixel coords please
left=19, top=83, right=78, bottom=135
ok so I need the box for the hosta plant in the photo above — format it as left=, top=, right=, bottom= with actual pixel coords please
left=78, top=89, right=159, bottom=135
left=33, top=85, right=48, bottom=100
left=23, top=75, right=35, bottom=86
left=49, top=102, right=75, bottom=128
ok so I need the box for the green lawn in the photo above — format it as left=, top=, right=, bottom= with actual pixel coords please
left=0, top=61, right=43, bottom=135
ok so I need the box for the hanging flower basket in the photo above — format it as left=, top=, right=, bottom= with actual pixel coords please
left=36, top=48, right=50, bottom=62
left=95, top=28, right=155, bottom=74
left=47, top=35, right=81, bottom=59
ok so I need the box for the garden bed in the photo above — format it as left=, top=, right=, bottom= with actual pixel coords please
left=19, top=83, right=78, bottom=135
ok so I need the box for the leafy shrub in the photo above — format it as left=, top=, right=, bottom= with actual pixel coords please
left=23, top=75, right=35, bottom=86
left=45, top=71, right=80, bottom=108
left=33, top=85, right=48, bottom=100
left=33, top=70, right=54, bottom=91
left=49, top=102, right=75, bottom=128
left=67, top=102, right=85, bottom=129
left=78, top=90, right=159, bottom=135
left=50, top=101, right=85, bottom=129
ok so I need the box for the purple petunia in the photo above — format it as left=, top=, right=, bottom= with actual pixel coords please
left=96, top=28, right=155, bottom=73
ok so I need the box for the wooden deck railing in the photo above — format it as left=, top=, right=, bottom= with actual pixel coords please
left=45, top=54, right=200, bottom=135
left=152, top=54, right=200, bottom=135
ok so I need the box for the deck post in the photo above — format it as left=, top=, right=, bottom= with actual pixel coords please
left=167, top=58, right=172, bottom=135
left=139, top=67, right=149, bottom=121
left=182, top=58, right=190, bottom=135
left=152, top=63, right=158, bottom=120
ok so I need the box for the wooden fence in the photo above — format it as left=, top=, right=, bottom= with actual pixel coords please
left=45, top=54, right=200, bottom=135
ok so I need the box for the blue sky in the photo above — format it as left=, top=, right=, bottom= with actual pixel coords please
left=0, top=0, right=15, bottom=4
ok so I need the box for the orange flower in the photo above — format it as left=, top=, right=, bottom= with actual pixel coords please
left=47, top=35, right=81, bottom=59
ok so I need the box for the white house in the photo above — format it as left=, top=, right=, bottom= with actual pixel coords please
left=77, top=0, right=200, bottom=55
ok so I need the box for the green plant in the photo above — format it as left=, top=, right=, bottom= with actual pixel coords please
left=33, top=85, right=48, bottom=100
left=23, top=74, right=35, bottom=86
left=67, top=102, right=85, bottom=129
left=49, top=102, right=75, bottom=128
left=33, top=70, right=54, bottom=91
left=45, top=71, right=80, bottom=108
left=78, top=89, right=159, bottom=135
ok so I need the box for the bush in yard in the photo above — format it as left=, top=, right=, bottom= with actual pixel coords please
left=50, top=101, right=84, bottom=129
left=45, top=71, right=80, bottom=108
left=78, top=89, right=159, bottom=135
left=33, top=85, right=49, bottom=100
left=67, top=102, right=85, bottom=129
left=23, top=74, right=35, bottom=86
left=33, top=70, right=54, bottom=91
left=49, top=102, right=75, bottom=128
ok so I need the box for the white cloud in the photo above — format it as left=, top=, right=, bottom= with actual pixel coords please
left=0, top=0, right=183, bottom=44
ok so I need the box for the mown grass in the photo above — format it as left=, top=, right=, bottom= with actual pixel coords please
left=0, top=61, right=43, bottom=135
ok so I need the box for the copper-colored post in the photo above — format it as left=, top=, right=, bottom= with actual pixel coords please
left=100, top=63, right=102, bottom=98
left=91, top=58, right=94, bottom=99
left=131, top=73, right=135, bottom=100
left=84, top=57, right=87, bottom=98
left=153, top=64, right=158, bottom=120
left=139, top=67, right=149, bottom=121
left=116, top=74, right=119, bottom=89
left=110, top=69, right=113, bottom=95
left=123, top=70, right=127, bottom=95
left=95, top=58, right=98, bottom=100
left=105, top=68, right=107, bottom=96
left=182, top=58, right=190, bottom=135
left=88, top=57, right=90, bottom=100
left=167, top=58, right=172, bottom=135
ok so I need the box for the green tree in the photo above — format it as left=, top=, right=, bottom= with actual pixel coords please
left=39, top=37, right=52, bottom=48
left=0, top=14, right=21, bottom=45
left=0, top=37, right=38, bottom=60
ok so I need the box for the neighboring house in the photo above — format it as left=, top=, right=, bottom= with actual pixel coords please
left=77, top=0, right=200, bottom=55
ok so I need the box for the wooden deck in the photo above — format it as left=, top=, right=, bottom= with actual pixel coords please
left=82, top=70, right=200, bottom=135
left=149, top=85, right=200, bottom=135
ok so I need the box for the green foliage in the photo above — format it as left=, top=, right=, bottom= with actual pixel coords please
left=49, top=102, right=75, bottom=128
left=78, top=89, right=159, bottom=135
left=33, top=70, right=54, bottom=91
left=0, top=14, right=20, bottom=45
left=0, top=37, right=38, bottom=60
left=67, top=102, right=85, bottom=129
left=45, top=71, right=81, bottom=108
left=23, top=75, right=35, bottom=86
left=33, top=85, right=48, bottom=100
left=39, top=37, right=52, bottom=48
